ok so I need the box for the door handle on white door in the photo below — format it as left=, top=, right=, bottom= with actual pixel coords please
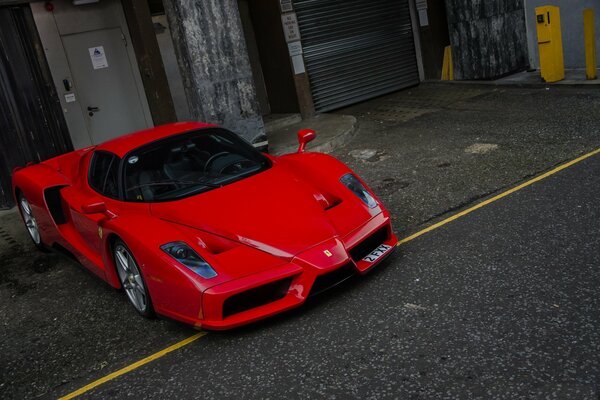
left=87, top=106, right=100, bottom=116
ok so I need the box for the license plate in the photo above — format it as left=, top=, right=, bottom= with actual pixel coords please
left=362, top=244, right=393, bottom=263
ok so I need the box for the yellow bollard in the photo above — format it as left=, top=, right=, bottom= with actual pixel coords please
left=441, top=46, right=454, bottom=81
left=535, top=6, right=565, bottom=82
left=584, top=9, right=597, bottom=80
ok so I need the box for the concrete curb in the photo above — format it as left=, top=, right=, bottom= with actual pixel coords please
left=304, top=115, right=358, bottom=155
left=269, top=115, right=358, bottom=156
left=264, top=114, right=302, bottom=133
left=429, top=79, right=600, bottom=89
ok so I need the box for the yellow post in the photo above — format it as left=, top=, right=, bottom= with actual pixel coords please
left=584, top=8, right=597, bottom=80
left=441, top=46, right=454, bottom=81
left=448, top=47, right=454, bottom=80
left=535, top=6, right=565, bottom=82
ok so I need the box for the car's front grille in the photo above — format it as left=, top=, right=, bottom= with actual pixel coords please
left=349, top=226, right=389, bottom=262
left=222, top=277, right=292, bottom=319
left=309, top=263, right=356, bottom=297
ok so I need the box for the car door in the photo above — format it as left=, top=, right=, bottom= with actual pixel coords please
left=61, top=150, right=120, bottom=274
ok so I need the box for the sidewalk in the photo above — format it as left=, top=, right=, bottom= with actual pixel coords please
left=494, top=68, right=600, bottom=86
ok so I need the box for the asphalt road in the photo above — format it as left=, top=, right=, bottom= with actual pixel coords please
left=2, top=84, right=600, bottom=399
left=67, top=137, right=600, bottom=398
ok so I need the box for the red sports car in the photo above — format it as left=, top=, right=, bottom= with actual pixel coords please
left=12, top=122, right=397, bottom=330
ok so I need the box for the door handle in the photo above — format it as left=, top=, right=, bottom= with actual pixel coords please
left=87, top=106, right=100, bottom=116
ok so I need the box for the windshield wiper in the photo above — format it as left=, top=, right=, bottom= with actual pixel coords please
left=127, top=179, right=222, bottom=192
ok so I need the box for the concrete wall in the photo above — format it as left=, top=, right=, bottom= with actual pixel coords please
left=163, top=0, right=265, bottom=145
left=525, top=0, right=599, bottom=69
left=152, top=15, right=191, bottom=122
left=445, top=0, right=529, bottom=80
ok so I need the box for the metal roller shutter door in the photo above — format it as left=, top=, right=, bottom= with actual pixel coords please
left=292, top=0, right=420, bottom=112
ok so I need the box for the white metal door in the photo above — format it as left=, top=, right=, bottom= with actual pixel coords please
left=62, top=27, right=149, bottom=143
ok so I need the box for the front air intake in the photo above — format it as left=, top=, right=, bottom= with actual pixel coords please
left=222, top=277, right=292, bottom=319
left=349, top=226, right=389, bottom=262
left=310, top=263, right=356, bottom=297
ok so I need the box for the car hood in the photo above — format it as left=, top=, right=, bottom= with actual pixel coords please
left=150, top=167, right=338, bottom=259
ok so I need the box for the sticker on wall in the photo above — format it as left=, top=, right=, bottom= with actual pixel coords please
left=416, top=0, right=429, bottom=27
left=281, top=13, right=301, bottom=43
left=291, top=54, right=305, bottom=75
left=288, top=41, right=303, bottom=57
left=88, top=46, right=108, bottom=69
left=279, top=0, right=293, bottom=12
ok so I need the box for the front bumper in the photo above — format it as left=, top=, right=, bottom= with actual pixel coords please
left=200, top=212, right=397, bottom=330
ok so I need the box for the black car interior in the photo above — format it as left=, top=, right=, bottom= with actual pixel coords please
left=123, top=129, right=268, bottom=202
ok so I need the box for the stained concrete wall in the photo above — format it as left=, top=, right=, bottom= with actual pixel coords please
left=445, top=0, right=529, bottom=80
left=163, top=0, right=265, bottom=145
left=525, top=0, right=599, bottom=69
left=152, top=15, right=191, bottom=122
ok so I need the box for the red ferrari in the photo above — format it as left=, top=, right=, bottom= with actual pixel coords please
left=12, top=122, right=397, bottom=329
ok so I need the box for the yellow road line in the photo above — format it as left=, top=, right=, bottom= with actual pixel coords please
left=59, top=331, right=207, bottom=400
left=59, top=147, right=600, bottom=399
left=397, top=147, right=600, bottom=246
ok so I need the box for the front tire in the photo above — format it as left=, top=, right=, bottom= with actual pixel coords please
left=113, top=239, right=154, bottom=318
left=18, top=193, right=47, bottom=251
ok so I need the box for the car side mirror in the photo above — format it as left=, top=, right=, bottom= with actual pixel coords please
left=81, top=201, right=107, bottom=215
left=297, top=129, right=316, bottom=153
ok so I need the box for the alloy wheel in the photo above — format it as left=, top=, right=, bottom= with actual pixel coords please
left=114, top=243, right=149, bottom=314
left=19, top=195, right=41, bottom=245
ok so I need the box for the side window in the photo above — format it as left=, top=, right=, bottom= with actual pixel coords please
left=89, top=151, right=120, bottom=199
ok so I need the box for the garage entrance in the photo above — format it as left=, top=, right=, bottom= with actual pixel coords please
left=292, top=0, right=421, bottom=112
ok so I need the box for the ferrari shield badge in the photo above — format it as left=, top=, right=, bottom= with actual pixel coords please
left=323, top=250, right=333, bottom=257
left=98, top=226, right=103, bottom=239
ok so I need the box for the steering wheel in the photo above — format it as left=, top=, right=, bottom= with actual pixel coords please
left=204, top=152, right=229, bottom=173
left=205, top=152, right=256, bottom=175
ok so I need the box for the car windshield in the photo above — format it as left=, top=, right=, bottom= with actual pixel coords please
left=123, top=128, right=270, bottom=202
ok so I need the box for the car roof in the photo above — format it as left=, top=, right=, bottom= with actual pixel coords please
left=94, top=122, right=218, bottom=158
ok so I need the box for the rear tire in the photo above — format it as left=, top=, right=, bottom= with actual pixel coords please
left=113, top=239, right=155, bottom=318
left=17, top=193, right=48, bottom=251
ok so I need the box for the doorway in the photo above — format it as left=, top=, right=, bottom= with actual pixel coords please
left=31, top=0, right=153, bottom=149
left=62, top=27, right=149, bottom=143
left=238, top=0, right=300, bottom=115
left=417, top=0, right=451, bottom=80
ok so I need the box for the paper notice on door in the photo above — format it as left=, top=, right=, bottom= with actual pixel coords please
left=64, top=93, right=76, bottom=103
left=88, top=46, right=108, bottom=69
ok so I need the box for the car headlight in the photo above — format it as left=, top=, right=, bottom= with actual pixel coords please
left=340, top=173, right=378, bottom=208
left=160, top=242, right=218, bottom=279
